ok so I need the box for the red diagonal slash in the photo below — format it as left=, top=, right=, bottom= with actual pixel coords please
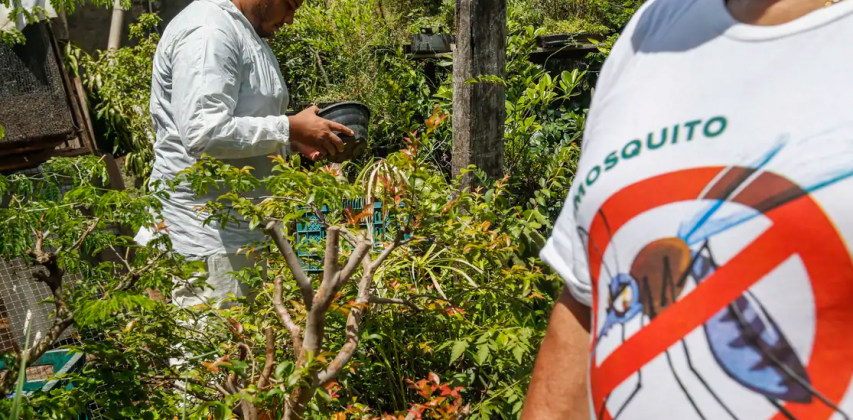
left=584, top=167, right=853, bottom=420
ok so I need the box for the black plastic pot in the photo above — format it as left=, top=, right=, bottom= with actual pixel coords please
left=412, top=27, right=453, bottom=54
left=317, top=101, right=371, bottom=163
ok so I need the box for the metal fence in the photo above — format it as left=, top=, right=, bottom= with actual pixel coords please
left=0, top=165, right=76, bottom=354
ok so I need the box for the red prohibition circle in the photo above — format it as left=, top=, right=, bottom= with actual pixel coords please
left=583, top=167, right=853, bottom=420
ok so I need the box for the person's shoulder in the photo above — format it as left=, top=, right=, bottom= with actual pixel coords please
left=626, top=0, right=704, bottom=46
left=161, top=1, right=239, bottom=43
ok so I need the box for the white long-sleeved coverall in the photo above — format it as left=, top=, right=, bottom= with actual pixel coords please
left=138, top=0, right=289, bottom=308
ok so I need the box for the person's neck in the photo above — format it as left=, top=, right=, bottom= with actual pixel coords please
left=727, top=0, right=831, bottom=25
left=231, top=0, right=262, bottom=30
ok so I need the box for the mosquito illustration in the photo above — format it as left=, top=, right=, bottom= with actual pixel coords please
left=583, top=139, right=853, bottom=420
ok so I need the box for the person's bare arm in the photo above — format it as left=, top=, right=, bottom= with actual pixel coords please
left=522, top=289, right=592, bottom=420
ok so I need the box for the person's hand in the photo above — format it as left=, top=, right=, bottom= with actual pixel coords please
left=288, top=105, right=354, bottom=161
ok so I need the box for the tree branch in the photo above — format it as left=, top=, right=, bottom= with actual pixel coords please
left=215, top=383, right=232, bottom=397
left=273, top=275, right=303, bottom=353
left=116, top=251, right=165, bottom=292
left=264, top=221, right=314, bottom=310
left=317, top=252, right=373, bottom=385
left=323, top=226, right=341, bottom=282
left=257, top=327, right=276, bottom=391
left=371, top=229, right=405, bottom=270
left=334, top=240, right=372, bottom=290
left=286, top=230, right=369, bottom=419
left=62, top=217, right=100, bottom=253
left=338, top=226, right=360, bottom=247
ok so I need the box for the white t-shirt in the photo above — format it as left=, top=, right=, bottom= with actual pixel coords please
left=540, top=0, right=853, bottom=419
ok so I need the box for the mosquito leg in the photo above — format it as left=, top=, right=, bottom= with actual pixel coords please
left=680, top=339, right=739, bottom=420
left=765, top=397, right=797, bottom=420
left=600, top=324, right=642, bottom=420
left=665, top=349, right=707, bottom=420
left=613, top=369, right=642, bottom=420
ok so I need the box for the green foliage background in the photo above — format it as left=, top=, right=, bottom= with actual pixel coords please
left=0, top=0, right=643, bottom=418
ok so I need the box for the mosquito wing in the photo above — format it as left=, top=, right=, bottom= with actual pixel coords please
left=680, top=125, right=853, bottom=246
left=678, top=139, right=787, bottom=244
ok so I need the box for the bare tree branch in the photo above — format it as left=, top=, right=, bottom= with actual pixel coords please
left=62, top=217, right=100, bottom=254
left=323, top=226, right=341, bottom=282
left=215, top=383, right=232, bottom=397
left=273, top=275, right=303, bottom=352
left=258, top=327, right=276, bottom=391
left=241, top=400, right=259, bottom=420
left=303, top=237, right=370, bottom=357
left=116, top=251, right=166, bottom=292
left=338, top=226, right=359, bottom=247
left=333, top=240, right=372, bottom=290
left=264, top=221, right=314, bottom=310
left=310, top=229, right=370, bottom=318
left=317, top=253, right=373, bottom=385
left=371, top=229, right=405, bottom=270
left=286, top=229, right=370, bottom=418
left=283, top=222, right=405, bottom=417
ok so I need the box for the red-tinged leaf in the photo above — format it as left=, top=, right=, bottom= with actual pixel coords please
left=441, top=200, right=455, bottom=213
left=446, top=307, right=466, bottom=316
left=428, top=372, right=440, bottom=385
left=350, top=301, right=370, bottom=310
left=326, top=381, right=341, bottom=399
left=201, top=354, right=230, bottom=373
left=441, top=386, right=464, bottom=398
left=227, top=318, right=244, bottom=335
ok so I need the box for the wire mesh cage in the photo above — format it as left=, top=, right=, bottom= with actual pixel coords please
left=0, top=22, right=76, bottom=144
left=0, top=165, right=77, bottom=354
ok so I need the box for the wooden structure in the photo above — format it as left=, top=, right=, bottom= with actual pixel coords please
left=0, top=21, right=108, bottom=175
left=451, top=0, right=507, bottom=186
left=0, top=20, right=124, bottom=355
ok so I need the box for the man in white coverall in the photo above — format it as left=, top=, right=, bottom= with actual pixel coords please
left=137, top=0, right=353, bottom=309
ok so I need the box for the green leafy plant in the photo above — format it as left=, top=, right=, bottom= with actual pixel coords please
left=0, top=1, right=649, bottom=418
left=67, top=13, right=161, bottom=183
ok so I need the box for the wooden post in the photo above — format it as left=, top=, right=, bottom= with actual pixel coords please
left=107, top=0, right=126, bottom=50
left=451, top=0, right=506, bottom=188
